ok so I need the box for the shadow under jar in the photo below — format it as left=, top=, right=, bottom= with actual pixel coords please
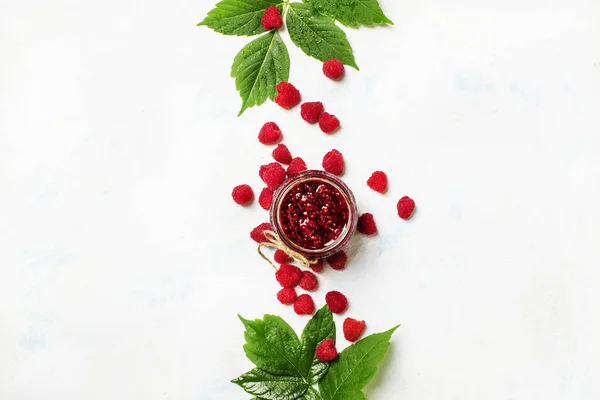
left=270, top=170, right=358, bottom=259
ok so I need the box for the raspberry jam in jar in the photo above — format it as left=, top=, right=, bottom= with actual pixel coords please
left=270, top=170, right=358, bottom=258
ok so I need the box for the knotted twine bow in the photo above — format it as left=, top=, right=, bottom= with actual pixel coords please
left=258, top=230, right=318, bottom=270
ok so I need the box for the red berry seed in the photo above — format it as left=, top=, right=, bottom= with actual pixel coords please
left=250, top=222, right=271, bottom=243
left=294, top=294, right=315, bottom=315
left=357, top=213, right=378, bottom=235
left=325, top=291, right=348, bottom=314
left=232, top=184, right=254, bottom=205
left=397, top=196, right=416, bottom=220
left=326, top=251, right=347, bottom=270
left=260, top=162, right=286, bottom=191
left=272, top=144, right=292, bottom=164
left=301, top=102, right=324, bottom=124
left=275, top=82, right=301, bottom=109
left=367, top=171, right=388, bottom=193
left=258, top=122, right=282, bottom=145
left=276, top=264, right=302, bottom=288
left=261, top=5, right=283, bottom=30
left=274, top=249, right=292, bottom=264
left=286, top=157, right=307, bottom=176
left=299, top=271, right=319, bottom=291
left=322, top=149, right=345, bottom=176
left=277, top=287, right=297, bottom=305
left=343, top=318, right=366, bottom=342
left=310, top=258, right=324, bottom=273
left=315, top=338, right=338, bottom=361
left=323, top=58, right=345, bottom=80
left=258, top=187, right=273, bottom=210
left=319, top=112, right=340, bottom=134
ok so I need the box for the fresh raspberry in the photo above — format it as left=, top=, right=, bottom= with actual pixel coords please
left=277, top=287, right=297, bottom=305
left=397, top=196, right=416, bottom=220
left=323, top=58, right=345, bottom=80
left=357, top=213, right=378, bottom=235
left=343, top=318, right=366, bottom=342
left=319, top=112, right=340, bottom=134
left=367, top=171, right=388, bottom=193
left=286, top=157, right=307, bottom=176
left=275, top=82, right=301, bottom=109
left=325, top=291, right=348, bottom=314
left=272, top=144, right=292, bottom=164
left=310, top=258, right=324, bottom=273
left=258, top=122, right=282, bottom=145
left=231, top=184, right=254, bottom=205
left=294, top=294, right=315, bottom=315
left=275, top=264, right=302, bottom=288
left=250, top=222, right=271, bottom=243
left=299, top=271, right=318, bottom=291
left=322, top=149, right=345, bottom=176
left=315, top=339, right=338, bottom=361
left=326, top=251, right=347, bottom=270
left=261, top=5, right=283, bottom=30
left=260, top=162, right=286, bottom=190
left=274, top=249, right=292, bottom=264
left=300, top=102, right=324, bottom=124
left=258, top=187, right=273, bottom=210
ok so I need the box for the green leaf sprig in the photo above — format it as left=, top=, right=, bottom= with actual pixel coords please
left=198, top=0, right=393, bottom=115
left=232, top=306, right=399, bottom=399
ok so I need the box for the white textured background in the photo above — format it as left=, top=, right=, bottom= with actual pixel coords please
left=1, top=0, right=600, bottom=399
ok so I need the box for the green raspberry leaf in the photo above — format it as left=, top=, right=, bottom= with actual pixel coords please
left=318, top=326, right=400, bottom=400
left=238, top=314, right=306, bottom=378
left=286, top=3, right=358, bottom=69
left=231, top=368, right=308, bottom=399
left=303, top=0, right=393, bottom=28
left=299, top=386, right=324, bottom=399
left=299, top=306, right=336, bottom=384
left=198, top=0, right=283, bottom=36
left=231, top=31, right=290, bottom=116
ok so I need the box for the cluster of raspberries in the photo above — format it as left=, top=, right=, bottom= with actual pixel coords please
left=228, top=7, right=418, bottom=358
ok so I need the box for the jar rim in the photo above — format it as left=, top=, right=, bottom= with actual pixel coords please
left=269, top=170, right=358, bottom=258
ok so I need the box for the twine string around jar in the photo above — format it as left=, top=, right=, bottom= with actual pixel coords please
left=258, top=230, right=318, bottom=270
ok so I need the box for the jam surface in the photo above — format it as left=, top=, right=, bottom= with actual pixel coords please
left=279, top=179, right=349, bottom=250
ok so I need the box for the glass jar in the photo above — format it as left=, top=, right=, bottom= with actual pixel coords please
left=270, top=170, right=358, bottom=259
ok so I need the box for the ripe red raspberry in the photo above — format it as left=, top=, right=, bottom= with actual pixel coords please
left=357, top=213, right=378, bottom=235
left=326, top=251, right=347, bottom=270
left=323, top=58, right=345, bottom=80
left=325, top=291, right=348, bottom=314
left=397, top=196, right=416, bottom=220
left=310, top=258, right=324, bottom=273
left=294, top=294, right=315, bottom=315
left=299, top=271, right=318, bottom=291
left=275, top=82, right=301, bottom=109
left=286, top=157, right=307, bottom=176
left=272, top=143, right=292, bottom=164
left=261, top=5, right=283, bottom=30
left=250, top=222, right=271, bottom=243
left=315, top=338, right=338, bottom=361
left=258, top=187, right=273, bottom=210
left=300, top=102, right=324, bottom=124
left=276, top=264, right=302, bottom=288
left=343, top=318, right=366, bottom=342
left=231, top=184, right=254, bottom=205
left=322, top=149, right=344, bottom=176
left=260, top=162, right=286, bottom=190
left=318, top=112, right=340, bottom=134
left=277, top=287, right=297, bottom=305
left=274, top=249, right=292, bottom=264
left=258, top=122, right=282, bottom=145
left=367, top=171, right=388, bottom=193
